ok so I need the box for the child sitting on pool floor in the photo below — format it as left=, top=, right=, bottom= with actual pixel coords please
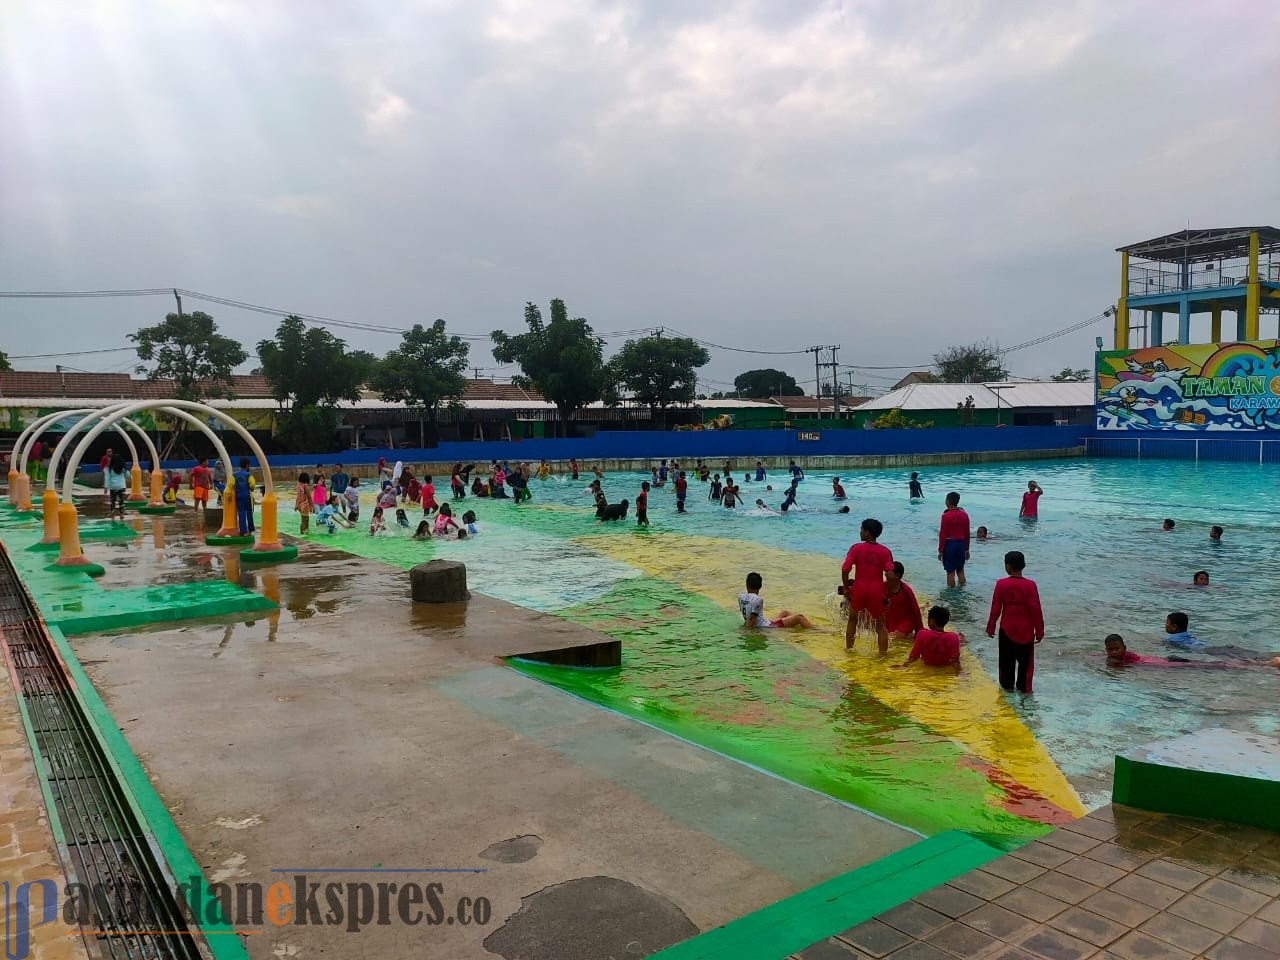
left=737, top=572, right=812, bottom=629
left=894, top=606, right=964, bottom=670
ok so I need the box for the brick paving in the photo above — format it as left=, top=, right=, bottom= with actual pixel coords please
left=0, top=667, right=90, bottom=960
left=792, top=805, right=1280, bottom=960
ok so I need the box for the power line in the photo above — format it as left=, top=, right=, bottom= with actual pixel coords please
left=8, top=347, right=138, bottom=359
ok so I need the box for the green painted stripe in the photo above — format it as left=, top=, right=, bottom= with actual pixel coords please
left=652, top=831, right=1001, bottom=960
left=46, top=624, right=250, bottom=960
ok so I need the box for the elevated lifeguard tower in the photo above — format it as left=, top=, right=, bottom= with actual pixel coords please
left=1114, top=226, right=1280, bottom=348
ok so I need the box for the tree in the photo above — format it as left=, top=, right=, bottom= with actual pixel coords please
left=491, top=300, right=607, bottom=437
left=257, top=315, right=371, bottom=451
left=956, top=395, right=977, bottom=427
left=871, top=408, right=934, bottom=429
left=369, top=319, right=469, bottom=446
left=733, top=368, right=801, bottom=399
left=608, top=335, right=711, bottom=425
left=932, top=340, right=1008, bottom=383
left=131, top=311, right=248, bottom=400
left=1051, top=367, right=1090, bottom=381
left=0, top=350, right=10, bottom=372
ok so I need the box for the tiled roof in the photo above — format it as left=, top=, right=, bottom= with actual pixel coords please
left=1, top=371, right=298, bottom=401
left=768, top=395, right=875, bottom=411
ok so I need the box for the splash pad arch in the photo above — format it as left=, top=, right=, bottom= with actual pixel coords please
left=46, top=400, right=295, bottom=574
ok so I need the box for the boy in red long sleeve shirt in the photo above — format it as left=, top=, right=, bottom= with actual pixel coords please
left=841, top=518, right=894, bottom=653
left=937, top=491, right=971, bottom=588
left=986, top=550, right=1044, bottom=694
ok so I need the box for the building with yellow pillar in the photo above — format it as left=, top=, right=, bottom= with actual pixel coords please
left=1113, top=227, right=1280, bottom=350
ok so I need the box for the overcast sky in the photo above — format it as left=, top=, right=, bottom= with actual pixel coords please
left=2, top=0, right=1278, bottom=393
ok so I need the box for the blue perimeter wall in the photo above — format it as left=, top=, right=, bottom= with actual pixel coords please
left=157, top=424, right=1086, bottom=470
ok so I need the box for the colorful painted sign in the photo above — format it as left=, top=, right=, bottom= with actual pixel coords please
left=1096, top=341, right=1280, bottom=431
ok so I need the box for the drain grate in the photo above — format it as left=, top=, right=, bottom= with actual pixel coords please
left=0, top=550, right=205, bottom=960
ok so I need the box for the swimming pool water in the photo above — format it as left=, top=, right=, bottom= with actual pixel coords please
left=324, top=458, right=1280, bottom=842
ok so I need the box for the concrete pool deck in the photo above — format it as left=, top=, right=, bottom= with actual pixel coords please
left=1, top=505, right=920, bottom=958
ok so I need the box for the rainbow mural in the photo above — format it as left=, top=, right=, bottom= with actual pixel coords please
left=1097, top=340, right=1280, bottom=431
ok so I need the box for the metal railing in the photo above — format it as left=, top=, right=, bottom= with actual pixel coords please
left=1085, top=435, right=1280, bottom=464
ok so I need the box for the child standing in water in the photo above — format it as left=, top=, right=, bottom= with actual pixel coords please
left=840, top=519, right=894, bottom=653
left=909, top=471, right=924, bottom=501
left=369, top=506, right=386, bottom=535
left=675, top=471, right=688, bottom=513
left=709, top=474, right=723, bottom=502
left=938, top=491, right=971, bottom=588
left=1019, top=481, right=1043, bottom=519
left=343, top=477, right=361, bottom=523
left=636, top=481, right=650, bottom=526
left=420, top=475, right=438, bottom=516
left=312, top=473, right=327, bottom=509
left=985, top=550, right=1044, bottom=694
left=295, top=472, right=312, bottom=535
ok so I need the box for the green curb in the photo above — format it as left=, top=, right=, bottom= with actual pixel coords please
left=240, top=545, right=299, bottom=564
left=205, top=534, right=256, bottom=546
left=44, top=561, right=106, bottom=578
left=25, top=540, right=60, bottom=551
left=137, top=504, right=177, bottom=515
left=1113, top=730, right=1280, bottom=832
left=652, top=831, right=1001, bottom=960
left=45, top=625, right=249, bottom=959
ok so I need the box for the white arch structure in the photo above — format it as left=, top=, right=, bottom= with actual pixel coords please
left=44, top=400, right=287, bottom=571
left=8, top=408, right=161, bottom=512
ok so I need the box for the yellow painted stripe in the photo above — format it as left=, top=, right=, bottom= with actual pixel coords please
left=578, top=531, right=1085, bottom=817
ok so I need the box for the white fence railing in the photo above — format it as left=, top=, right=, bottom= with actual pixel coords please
left=1085, top=436, right=1280, bottom=464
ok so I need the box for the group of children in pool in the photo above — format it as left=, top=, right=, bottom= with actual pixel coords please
left=293, top=465, right=479, bottom=540
left=736, top=469, right=1279, bottom=690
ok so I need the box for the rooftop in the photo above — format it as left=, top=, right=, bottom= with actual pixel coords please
left=857, top=380, right=1094, bottom=412
left=1117, top=226, right=1280, bottom=263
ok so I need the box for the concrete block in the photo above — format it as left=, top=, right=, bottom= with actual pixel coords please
left=410, top=560, right=470, bottom=603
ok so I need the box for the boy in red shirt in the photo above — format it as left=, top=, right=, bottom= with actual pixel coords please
left=883, top=561, right=923, bottom=639
left=674, top=471, right=688, bottom=513
left=190, top=456, right=212, bottom=518
left=1019, top=480, right=1043, bottom=519
left=840, top=518, right=894, bottom=653
left=636, top=481, right=650, bottom=527
left=897, top=606, right=964, bottom=670
left=938, top=491, right=971, bottom=587
left=985, top=550, right=1044, bottom=693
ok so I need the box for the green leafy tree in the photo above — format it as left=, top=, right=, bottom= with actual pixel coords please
left=608, top=335, right=711, bottom=425
left=370, top=319, right=469, bottom=446
left=0, top=349, right=10, bottom=372
left=491, top=300, right=607, bottom=437
left=956, top=395, right=977, bottom=426
left=1051, top=367, right=1090, bottom=381
left=932, top=340, right=1008, bottom=383
left=871, top=407, right=934, bottom=429
left=257, top=315, right=371, bottom=451
left=131, top=310, right=248, bottom=400
left=733, top=368, right=801, bottom=398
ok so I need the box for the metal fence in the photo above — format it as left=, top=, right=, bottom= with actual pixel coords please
left=1085, top=435, right=1280, bottom=464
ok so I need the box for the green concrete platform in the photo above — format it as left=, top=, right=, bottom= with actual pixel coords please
left=1113, top=728, right=1280, bottom=831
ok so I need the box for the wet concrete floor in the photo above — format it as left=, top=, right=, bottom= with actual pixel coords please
left=52, top=505, right=919, bottom=958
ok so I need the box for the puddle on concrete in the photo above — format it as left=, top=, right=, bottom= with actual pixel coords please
left=483, top=876, right=698, bottom=960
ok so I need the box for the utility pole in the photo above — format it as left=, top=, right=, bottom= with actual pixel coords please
left=807, top=346, right=823, bottom=416
left=827, top=346, right=841, bottom=418
left=173, top=289, right=183, bottom=320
